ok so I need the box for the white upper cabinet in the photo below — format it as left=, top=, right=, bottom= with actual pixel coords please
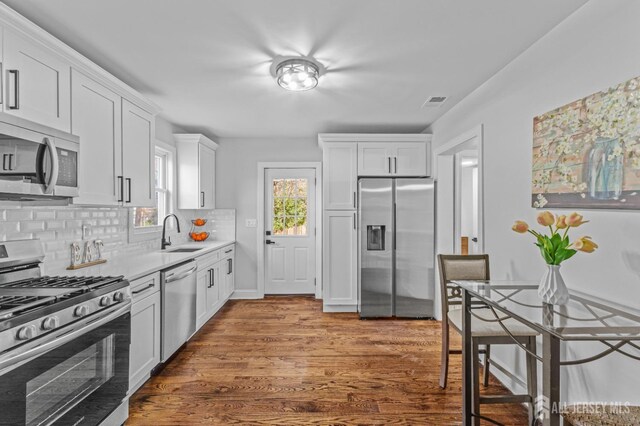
left=122, top=99, right=155, bottom=207
left=3, top=30, right=71, bottom=132
left=321, top=141, right=358, bottom=210
left=71, top=70, right=122, bottom=205
left=175, top=134, right=218, bottom=210
left=390, top=142, right=428, bottom=176
left=358, top=143, right=393, bottom=176
left=198, top=144, right=216, bottom=209
left=358, top=141, right=429, bottom=177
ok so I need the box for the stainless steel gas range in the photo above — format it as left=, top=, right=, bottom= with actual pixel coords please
left=0, top=239, right=131, bottom=426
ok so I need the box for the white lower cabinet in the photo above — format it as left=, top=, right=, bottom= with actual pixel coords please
left=323, top=211, right=358, bottom=310
left=194, top=245, right=235, bottom=330
left=195, top=267, right=210, bottom=329
left=221, top=246, right=235, bottom=300
left=207, top=263, right=221, bottom=316
left=129, top=273, right=161, bottom=394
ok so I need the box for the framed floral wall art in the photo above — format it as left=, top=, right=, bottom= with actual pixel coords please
left=532, top=75, right=640, bottom=209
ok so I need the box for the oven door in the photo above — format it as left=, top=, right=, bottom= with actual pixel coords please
left=0, top=303, right=130, bottom=426
left=0, top=120, right=78, bottom=198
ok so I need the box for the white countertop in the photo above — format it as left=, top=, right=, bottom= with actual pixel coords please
left=62, top=240, right=235, bottom=281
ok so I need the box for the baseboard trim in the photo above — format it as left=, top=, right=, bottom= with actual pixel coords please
left=323, top=304, right=358, bottom=313
left=230, top=289, right=262, bottom=299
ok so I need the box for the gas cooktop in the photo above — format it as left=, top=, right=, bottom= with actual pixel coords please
left=0, top=276, right=124, bottom=320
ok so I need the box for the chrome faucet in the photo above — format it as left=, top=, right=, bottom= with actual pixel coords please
left=161, top=214, right=181, bottom=250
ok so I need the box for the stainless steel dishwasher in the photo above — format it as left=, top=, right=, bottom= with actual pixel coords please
left=161, top=259, right=197, bottom=362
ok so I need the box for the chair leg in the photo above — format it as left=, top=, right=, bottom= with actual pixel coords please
left=472, top=339, right=480, bottom=426
left=439, top=321, right=450, bottom=389
left=526, top=336, right=538, bottom=425
left=483, top=344, right=491, bottom=387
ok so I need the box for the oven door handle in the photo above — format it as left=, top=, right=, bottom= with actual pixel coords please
left=0, top=302, right=131, bottom=375
left=42, top=137, right=59, bottom=194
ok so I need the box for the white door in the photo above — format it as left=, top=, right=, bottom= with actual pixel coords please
left=71, top=70, right=122, bottom=205
left=122, top=99, right=154, bottom=207
left=265, top=168, right=316, bottom=294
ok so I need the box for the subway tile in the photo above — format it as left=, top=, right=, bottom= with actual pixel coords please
left=34, top=210, right=56, bottom=220
left=55, top=210, right=75, bottom=220
left=20, top=221, right=46, bottom=232
left=45, top=220, right=65, bottom=230
left=6, top=210, right=33, bottom=221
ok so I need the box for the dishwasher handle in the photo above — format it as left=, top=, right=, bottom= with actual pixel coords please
left=164, top=263, right=198, bottom=283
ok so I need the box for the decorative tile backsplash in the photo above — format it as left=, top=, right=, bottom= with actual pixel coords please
left=0, top=203, right=236, bottom=274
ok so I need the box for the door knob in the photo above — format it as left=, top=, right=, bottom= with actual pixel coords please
left=266, top=240, right=276, bottom=245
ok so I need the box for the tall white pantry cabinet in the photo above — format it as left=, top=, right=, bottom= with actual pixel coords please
left=319, top=134, right=431, bottom=313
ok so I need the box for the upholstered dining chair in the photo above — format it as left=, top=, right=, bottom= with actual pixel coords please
left=438, top=254, right=539, bottom=424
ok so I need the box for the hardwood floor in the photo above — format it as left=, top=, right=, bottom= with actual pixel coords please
left=128, top=296, right=528, bottom=425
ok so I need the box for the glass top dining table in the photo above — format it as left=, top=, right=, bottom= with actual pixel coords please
left=451, top=280, right=640, bottom=341
left=450, top=280, right=640, bottom=426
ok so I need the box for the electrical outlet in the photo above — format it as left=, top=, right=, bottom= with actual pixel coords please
left=245, top=219, right=257, bottom=228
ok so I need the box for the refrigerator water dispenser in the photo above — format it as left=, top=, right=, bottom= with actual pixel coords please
left=366, top=225, right=386, bottom=251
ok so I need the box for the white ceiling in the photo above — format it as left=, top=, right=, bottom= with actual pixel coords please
left=3, top=0, right=586, bottom=139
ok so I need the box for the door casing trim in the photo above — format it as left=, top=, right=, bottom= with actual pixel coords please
left=257, top=162, right=322, bottom=299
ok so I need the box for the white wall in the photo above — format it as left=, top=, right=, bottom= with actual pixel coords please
left=429, top=0, right=640, bottom=404
left=215, top=137, right=322, bottom=296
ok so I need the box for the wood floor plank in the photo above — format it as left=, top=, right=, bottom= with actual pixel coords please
left=128, top=296, right=528, bottom=425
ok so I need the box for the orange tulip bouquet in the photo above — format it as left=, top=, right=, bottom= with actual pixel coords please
left=512, top=211, right=598, bottom=305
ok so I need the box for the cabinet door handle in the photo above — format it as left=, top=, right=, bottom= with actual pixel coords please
left=353, top=192, right=356, bottom=209
left=353, top=212, right=356, bottom=230
left=125, top=178, right=132, bottom=203
left=388, top=157, right=392, bottom=174
left=228, top=259, right=232, bottom=275
left=394, top=157, right=397, bottom=174
left=132, top=282, right=155, bottom=295
left=2, top=154, right=8, bottom=171
left=8, top=70, right=19, bottom=110
left=117, top=176, right=124, bottom=202
left=201, top=191, right=205, bottom=208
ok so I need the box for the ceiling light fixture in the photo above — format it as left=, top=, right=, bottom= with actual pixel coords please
left=275, top=58, right=319, bottom=91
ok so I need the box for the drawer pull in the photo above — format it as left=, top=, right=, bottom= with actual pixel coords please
left=225, top=249, right=232, bottom=254
left=132, top=282, right=155, bottom=295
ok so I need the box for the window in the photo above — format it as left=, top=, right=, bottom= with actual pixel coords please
left=272, top=178, right=308, bottom=236
left=133, top=151, right=169, bottom=228
left=129, top=144, right=175, bottom=243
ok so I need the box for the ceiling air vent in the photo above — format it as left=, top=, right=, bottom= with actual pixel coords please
left=421, top=96, right=448, bottom=108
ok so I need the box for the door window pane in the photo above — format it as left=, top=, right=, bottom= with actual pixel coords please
left=271, top=178, right=308, bottom=236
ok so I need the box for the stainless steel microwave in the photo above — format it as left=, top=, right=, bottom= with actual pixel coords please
left=0, top=113, right=79, bottom=200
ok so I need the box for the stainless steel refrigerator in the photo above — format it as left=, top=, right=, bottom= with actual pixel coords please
left=358, top=178, right=435, bottom=318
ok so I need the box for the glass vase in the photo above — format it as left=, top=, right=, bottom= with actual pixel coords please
left=587, top=137, right=624, bottom=200
left=538, top=264, right=570, bottom=305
